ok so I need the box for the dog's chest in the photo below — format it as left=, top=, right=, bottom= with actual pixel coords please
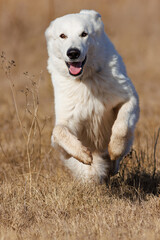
left=64, top=82, right=115, bottom=150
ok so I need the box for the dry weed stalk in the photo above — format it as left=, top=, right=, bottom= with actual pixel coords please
left=153, top=128, right=160, bottom=178
left=1, top=52, right=42, bottom=196
left=1, top=51, right=26, bottom=141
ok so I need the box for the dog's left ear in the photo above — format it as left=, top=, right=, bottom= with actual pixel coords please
left=80, top=10, right=104, bottom=35
left=80, top=10, right=101, bottom=21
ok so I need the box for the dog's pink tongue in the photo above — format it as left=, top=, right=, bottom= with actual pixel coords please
left=69, top=62, right=82, bottom=75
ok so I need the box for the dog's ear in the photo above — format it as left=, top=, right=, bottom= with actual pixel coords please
left=80, top=10, right=104, bottom=35
left=45, top=21, right=55, bottom=41
left=80, top=10, right=101, bottom=21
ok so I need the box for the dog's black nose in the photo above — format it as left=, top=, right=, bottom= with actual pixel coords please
left=67, top=48, right=81, bottom=60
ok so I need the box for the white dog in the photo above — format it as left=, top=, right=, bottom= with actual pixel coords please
left=45, top=10, right=139, bottom=182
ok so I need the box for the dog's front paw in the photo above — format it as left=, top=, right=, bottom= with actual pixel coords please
left=77, top=146, right=93, bottom=165
left=108, top=137, right=125, bottom=161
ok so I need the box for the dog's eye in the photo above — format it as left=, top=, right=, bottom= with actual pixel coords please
left=60, top=34, right=67, bottom=39
left=80, top=32, right=88, bottom=37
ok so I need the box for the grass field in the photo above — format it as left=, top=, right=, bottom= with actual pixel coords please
left=0, top=0, right=160, bottom=239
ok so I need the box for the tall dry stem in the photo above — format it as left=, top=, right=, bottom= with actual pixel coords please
left=153, top=127, right=160, bottom=178
left=1, top=52, right=42, bottom=196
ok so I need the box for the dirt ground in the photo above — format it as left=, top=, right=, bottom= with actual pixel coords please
left=0, top=0, right=160, bottom=239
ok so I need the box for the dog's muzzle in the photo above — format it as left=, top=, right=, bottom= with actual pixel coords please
left=66, top=48, right=87, bottom=76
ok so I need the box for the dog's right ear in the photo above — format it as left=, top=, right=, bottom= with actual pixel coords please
left=45, top=21, right=55, bottom=41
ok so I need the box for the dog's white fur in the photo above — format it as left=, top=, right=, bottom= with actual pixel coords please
left=45, top=10, right=139, bottom=182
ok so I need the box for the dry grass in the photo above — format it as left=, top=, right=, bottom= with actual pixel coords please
left=0, top=0, right=160, bottom=239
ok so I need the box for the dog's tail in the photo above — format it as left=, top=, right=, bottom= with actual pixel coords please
left=63, top=152, right=110, bottom=182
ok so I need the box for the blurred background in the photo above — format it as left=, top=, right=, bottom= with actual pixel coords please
left=0, top=0, right=160, bottom=154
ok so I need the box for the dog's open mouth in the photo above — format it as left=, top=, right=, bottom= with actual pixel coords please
left=66, top=57, right=87, bottom=76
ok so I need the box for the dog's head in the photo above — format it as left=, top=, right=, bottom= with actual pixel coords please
left=45, top=10, right=104, bottom=78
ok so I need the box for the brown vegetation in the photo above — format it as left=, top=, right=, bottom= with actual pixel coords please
left=0, top=0, right=160, bottom=239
